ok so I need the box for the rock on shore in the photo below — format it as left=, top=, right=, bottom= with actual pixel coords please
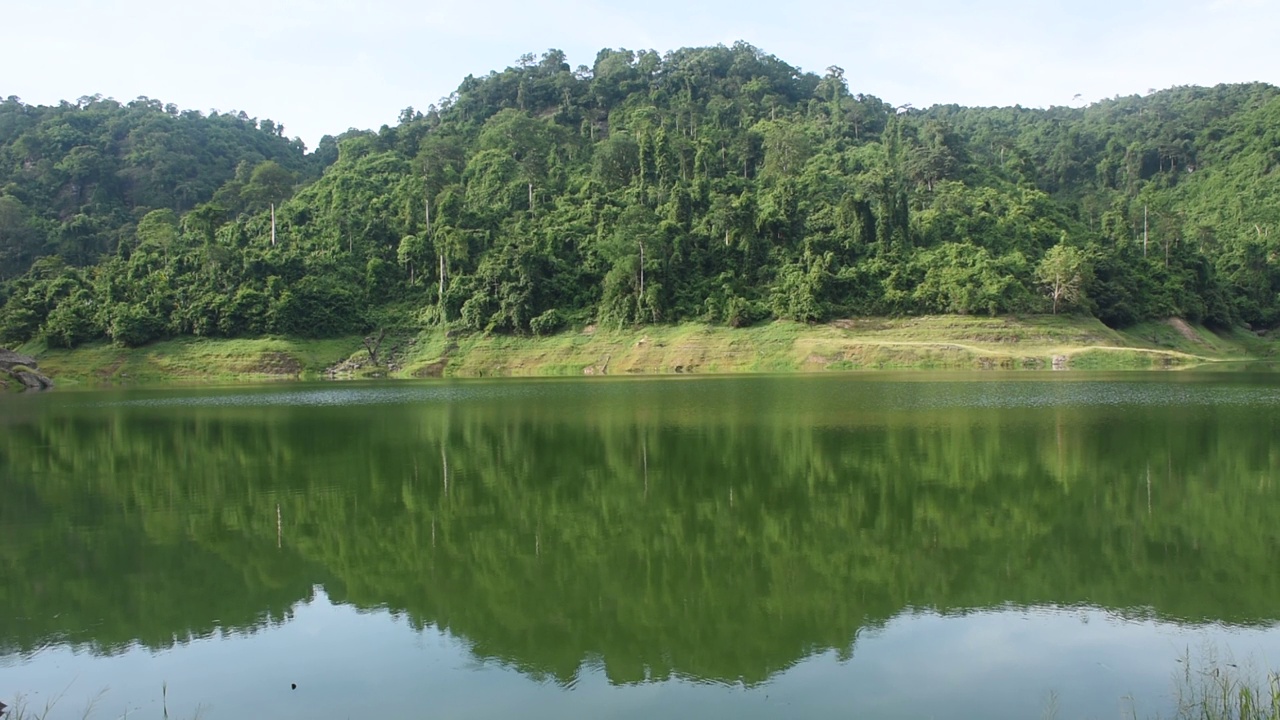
left=0, top=348, right=54, bottom=391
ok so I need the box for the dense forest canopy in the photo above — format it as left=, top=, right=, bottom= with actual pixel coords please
left=1, top=43, right=1278, bottom=348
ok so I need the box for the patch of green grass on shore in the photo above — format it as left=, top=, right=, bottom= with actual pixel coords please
left=403, top=315, right=1262, bottom=378
left=411, top=319, right=857, bottom=377
left=1066, top=347, right=1184, bottom=370
left=4, top=684, right=206, bottom=720
left=27, top=336, right=361, bottom=386
left=1120, top=319, right=1241, bottom=357
left=1159, top=651, right=1280, bottom=720
left=18, top=315, right=1276, bottom=386
left=1169, top=664, right=1280, bottom=720
left=840, top=313, right=1125, bottom=347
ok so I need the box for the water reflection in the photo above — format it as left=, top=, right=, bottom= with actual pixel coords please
left=2, top=374, right=1279, bottom=718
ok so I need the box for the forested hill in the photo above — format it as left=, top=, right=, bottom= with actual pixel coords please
left=0, top=96, right=329, bottom=277
left=2, top=44, right=1279, bottom=349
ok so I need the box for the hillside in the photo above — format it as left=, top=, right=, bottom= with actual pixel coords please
left=1, top=43, right=1279, bottom=353
left=0, top=95, right=333, bottom=280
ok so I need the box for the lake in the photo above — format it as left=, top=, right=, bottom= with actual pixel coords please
left=2, top=373, right=1279, bottom=719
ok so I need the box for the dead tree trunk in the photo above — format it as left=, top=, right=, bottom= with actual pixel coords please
left=363, top=328, right=387, bottom=365
left=638, top=239, right=645, bottom=316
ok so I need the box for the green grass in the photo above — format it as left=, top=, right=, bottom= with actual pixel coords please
left=1123, top=320, right=1238, bottom=356
left=4, top=687, right=106, bottom=720
left=16, top=315, right=1277, bottom=386
left=401, top=315, right=1269, bottom=377
left=1039, top=653, right=1280, bottom=720
left=25, top=335, right=361, bottom=387
left=1170, top=665, right=1280, bottom=720
left=1067, top=348, right=1185, bottom=370
left=4, top=685, right=206, bottom=720
left=1, top=370, right=24, bottom=392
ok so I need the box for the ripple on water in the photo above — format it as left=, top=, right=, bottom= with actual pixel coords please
left=81, top=376, right=1280, bottom=413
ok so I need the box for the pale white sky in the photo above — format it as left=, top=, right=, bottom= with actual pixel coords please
left=3, top=0, right=1276, bottom=150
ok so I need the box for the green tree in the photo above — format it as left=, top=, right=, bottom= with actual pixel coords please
left=1036, top=243, right=1090, bottom=314
left=2, top=49, right=1279, bottom=343
left=240, top=161, right=297, bottom=213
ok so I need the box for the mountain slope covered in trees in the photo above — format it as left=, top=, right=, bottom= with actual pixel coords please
left=0, top=95, right=331, bottom=278
left=1, top=43, right=1278, bottom=349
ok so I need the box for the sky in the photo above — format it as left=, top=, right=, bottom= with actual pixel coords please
left=3, top=0, right=1277, bottom=150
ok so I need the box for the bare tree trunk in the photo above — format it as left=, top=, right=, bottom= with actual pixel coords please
left=362, top=328, right=386, bottom=365
left=1143, top=205, right=1148, bottom=257
left=638, top=239, right=645, bottom=314
left=270, top=203, right=276, bottom=247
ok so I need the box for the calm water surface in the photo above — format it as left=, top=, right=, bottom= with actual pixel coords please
left=2, top=373, right=1279, bottom=719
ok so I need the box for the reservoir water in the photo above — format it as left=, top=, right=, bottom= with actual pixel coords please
left=2, top=373, right=1279, bottom=719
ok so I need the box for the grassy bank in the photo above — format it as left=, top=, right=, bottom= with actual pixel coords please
left=385, top=315, right=1276, bottom=378
left=22, top=315, right=1277, bottom=387
left=24, top=336, right=359, bottom=386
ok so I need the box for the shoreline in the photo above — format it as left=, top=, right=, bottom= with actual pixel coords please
left=17, top=315, right=1277, bottom=388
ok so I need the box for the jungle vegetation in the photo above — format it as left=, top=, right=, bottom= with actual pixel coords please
left=1, top=43, right=1278, bottom=348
